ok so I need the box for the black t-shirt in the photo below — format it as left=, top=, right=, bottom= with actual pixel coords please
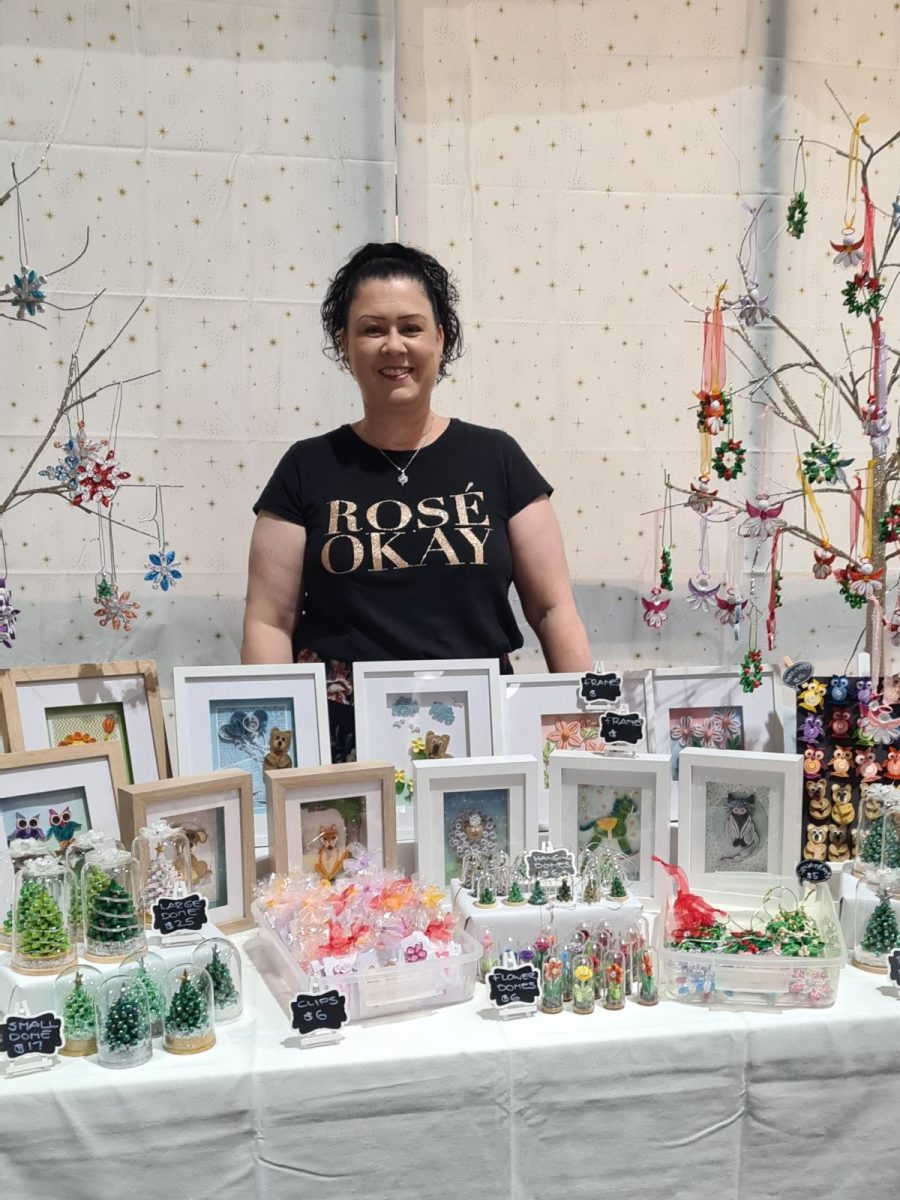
left=253, top=418, right=551, bottom=663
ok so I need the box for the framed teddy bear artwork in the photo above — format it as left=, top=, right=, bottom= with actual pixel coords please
left=265, top=762, right=396, bottom=878
left=173, top=665, right=330, bottom=861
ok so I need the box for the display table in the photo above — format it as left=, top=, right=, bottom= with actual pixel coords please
left=2, top=929, right=899, bottom=1200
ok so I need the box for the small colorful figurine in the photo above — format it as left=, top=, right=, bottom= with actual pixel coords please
left=804, top=824, right=828, bottom=861
left=798, top=679, right=827, bottom=713
left=828, top=675, right=851, bottom=704
left=884, top=747, right=900, bottom=780
left=803, top=747, right=825, bottom=778
left=828, top=745, right=854, bottom=778
left=855, top=749, right=882, bottom=784
left=806, top=780, right=830, bottom=821
left=856, top=678, right=874, bottom=707
left=799, top=715, right=824, bottom=743
left=828, top=709, right=853, bottom=739
left=830, top=783, right=855, bottom=826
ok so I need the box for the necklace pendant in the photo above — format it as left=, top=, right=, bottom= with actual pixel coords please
left=398, top=471, right=408, bottom=486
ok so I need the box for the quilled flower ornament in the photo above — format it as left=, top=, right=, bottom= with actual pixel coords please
left=878, top=503, right=900, bottom=544
left=802, top=440, right=851, bottom=486
left=1, top=265, right=46, bottom=319
left=641, top=586, right=670, bottom=630
left=39, top=422, right=107, bottom=498
left=812, top=543, right=835, bottom=580
left=144, top=548, right=182, bottom=592
left=93, top=575, right=140, bottom=633
left=740, top=648, right=764, bottom=693
left=712, top=439, right=745, bottom=482
left=73, top=449, right=130, bottom=508
left=0, top=576, right=20, bottom=649
left=729, top=286, right=768, bottom=329
left=858, top=702, right=900, bottom=747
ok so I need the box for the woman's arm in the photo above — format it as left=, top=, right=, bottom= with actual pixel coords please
left=508, top=495, right=592, bottom=672
left=240, top=512, right=306, bottom=664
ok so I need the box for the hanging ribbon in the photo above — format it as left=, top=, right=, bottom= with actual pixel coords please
left=702, top=287, right=726, bottom=395
left=870, top=596, right=885, bottom=701
left=863, top=459, right=876, bottom=561
left=884, top=596, right=899, bottom=704
left=766, top=529, right=783, bottom=652
left=843, top=114, right=869, bottom=232
left=849, top=475, right=863, bottom=561
left=860, top=186, right=876, bottom=277
left=797, top=461, right=831, bottom=546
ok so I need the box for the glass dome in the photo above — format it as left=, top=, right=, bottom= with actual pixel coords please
left=55, top=963, right=104, bottom=1056
left=163, top=964, right=216, bottom=1055
left=11, top=854, right=77, bottom=975
left=192, top=937, right=243, bottom=1024
left=81, top=846, right=147, bottom=962
left=95, top=973, right=153, bottom=1069
left=131, top=818, right=193, bottom=925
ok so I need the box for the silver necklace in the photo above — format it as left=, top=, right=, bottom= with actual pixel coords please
left=370, top=418, right=435, bottom=486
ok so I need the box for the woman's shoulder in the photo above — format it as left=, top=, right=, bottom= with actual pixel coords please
left=447, top=418, right=519, bottom=451
left=276, top=425, right=355, bottom=463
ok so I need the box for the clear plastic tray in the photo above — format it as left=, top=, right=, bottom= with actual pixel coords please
left=252, top=901, right=480, bottom=1021
left=657, top=880, right=846, bottom=1008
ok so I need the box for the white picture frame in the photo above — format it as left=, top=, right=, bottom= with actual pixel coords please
left=548, top=750, right=670, bottom=908
left=172, top=664, right=331, bottom=857
left=413, top=755, right=539, bottom=889
left=503, top=670, right=653, bottom=827
left=0, top=661, right=168, bottom=784
left=118, top=770, right=255, bottom=933
left=677, top=747, right=803, bottom=890
left=266, top=762, right=397, bottom=878
left=0, top=744, right=126, bottom=858
left=647, top=665, right=790, bottom=819
left=353, top=658, right=505, bottom=843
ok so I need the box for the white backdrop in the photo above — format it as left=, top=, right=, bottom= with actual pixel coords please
left=1, top=0, right=899, bottom=686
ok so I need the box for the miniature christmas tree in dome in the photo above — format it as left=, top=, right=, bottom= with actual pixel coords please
left=505, top=879, right=524, bottom=905
left=205, top=944, right=238, bottom=1011
left=861, top=895, right=900, bottom=955
left=17, top=886, right=71, bottom=959
left=104, top=983, right=150, bottom=1052
left=3, top=876, right=42, bottom=937
left=556, top=875, right=573, bottom=903
left=87, top=877, right=141, bottom=951
left=164, top=969, right=214, bottom=1053
left=62, top=972, right=97, bottom=1048
left=609, top=872, right=627, bottom=899
left=477, top=882, right=496, bottom=906
left=144, top=847, right=185, bottom=909
left=134, top=960, right=165, bottom=1026
left=527, top=878, right=547, bottom=905
left=860, top=814, right=900, bottom=870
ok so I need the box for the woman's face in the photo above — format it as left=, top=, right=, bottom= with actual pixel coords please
left=342, top=275, right=444, bottom=411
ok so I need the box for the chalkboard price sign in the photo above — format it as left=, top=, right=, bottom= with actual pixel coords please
left=290, top=990, right=348, bottom=1035
left=579, top=670, right=623, bottom=707
left=795, top=860, right=832, bottom=885
left=486, top=965, right=540, bottom=1008
left=526, top=847, right=576, bottom=880
left=151, top=893, right=207, bottom=935
left=783, top=661, right=815, bottom=690
left=600, top=710, right=644, bottom=745
left=0, top=1012, right=64, bottom=1059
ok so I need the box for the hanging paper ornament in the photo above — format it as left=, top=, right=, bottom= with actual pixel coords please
left=879, top=503, right=900, bottom=544
left=801, top=440, right=852, bottom=486
left=712, top=439, right=746, bottom=482
left=714, top=586, right=747, bottom=635
left=695, top=389, right=732, bottom=437
left=830, top=231, right=864, bottom=269
left=886, top=600, right=900, bottom=648
left=93, top=580, right=140, bottom=632
left=846, top=558, right=883, bottom=600
left=641, top=587, right=670, bottom=630
left=72, top=450, right=130, bottom=508
left=144, top=548, right=182, bottom=592
left=39, top=422, right=108, bottom=498
left=740, top=648, right=763, bottom=693
left=739, top=496, right=785, bottom=540
left=687, top=477, right=718, bottom=515
left=0, top=577, right=21, bottom=649
left=893, top=193, right=900, bottom=231
left=786, top=191, right=808, bottom=239
left=1, top=265, right=46, bottom=319
left=841, top=273, right=883, bottom=317
left=729, top=287, right=768, bottom=329
left=812, top=543, right=835, bottom=580
left=686, top=576, right=719, bottom=613
left=659, top=548, right=673, bottom=591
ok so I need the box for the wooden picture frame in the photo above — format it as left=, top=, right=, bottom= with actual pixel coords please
left=0, top=660, right=169, bottom=783
left=117, top=769, right=255, bottom=933
left=266, top=761, right=397, bottom=878
left=0, top=743, right=127, bottom=855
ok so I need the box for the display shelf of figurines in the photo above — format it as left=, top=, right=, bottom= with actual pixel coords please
left=0, top=825, right=246, bottom=1073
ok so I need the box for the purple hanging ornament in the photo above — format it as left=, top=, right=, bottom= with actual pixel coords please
left=0, top=577, right=21, bottom=648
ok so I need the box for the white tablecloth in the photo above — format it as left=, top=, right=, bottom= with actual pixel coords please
left=3, top=930, right=900, bottom=1200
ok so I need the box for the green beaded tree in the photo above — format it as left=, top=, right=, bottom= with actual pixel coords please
left=861, top=896, right=900, bottom=955
left=860, top=816, right=900, bottom=869
left=166, top=971, right=209, bottom=1037
left=609, top=873, right=627, bottom=899
left=527, top=878, right=547, bottom=905
left=556, top=876, right=573, bottom=903
left=87, top=878, right=141, bottom=947
left=82, top=865, right=110, bottom=922
left=134, top=961, right=165, bottom=1025
left=505, top=880, right=524, bottom=904
left=3, top=876, right=42, bottom=936
left=104, top=984, right=149, bottom=1052
left=17, top=886, right=70, bottom=958
left=205, top=946, right=238, bottom=1010
left=63, top=973, right=96, bottom=1042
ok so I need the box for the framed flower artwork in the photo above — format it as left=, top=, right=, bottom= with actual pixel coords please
left=117, top=769, right=255, bottom=933
left=412, top=755, right=539, bottom=888
left=547, top=751, right=670, bottom=907
left=677, top=747, right=803, bottom=890
left=265, top=761, right=396, bottom=878
left=353, top=659, right=504, bottom=843
left=173, top=664, right=330, bottom=859
left=503, top=671, right=653, bottom=827
left=647, top=666, right=790, bottom=818
left=0, top=660, right=168, bottom=784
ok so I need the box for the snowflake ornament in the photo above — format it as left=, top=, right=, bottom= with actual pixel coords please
left=1, top=265, right=46, bottom=319
left=93, top=579, right=140, bottom=632
left=144, top=548, right=182, bottom=592
left=0, top=578, right=21, bottom=649
left=73, top=450, right=130, bottom=508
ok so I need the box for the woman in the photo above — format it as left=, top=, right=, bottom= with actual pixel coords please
left=242, top=242, right=590, bottom=759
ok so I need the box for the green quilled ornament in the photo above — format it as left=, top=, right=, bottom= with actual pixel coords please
left=659, top=547, right=673, bottom=591
left=878, top=502, right=900, bottom=544
left=841, top=274, right=883, bottom=317
left=740, top=648, right=763, bottom=693
left=786, top=190, right=808, bottom=238
left=712, top=439, right=746, bottom=482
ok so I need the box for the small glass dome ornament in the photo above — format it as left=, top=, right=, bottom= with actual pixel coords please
left=852, top=879, right=900, bottom=973
left=636, top=944, right=660, bottom=1006
left=1, top=837, right=51, bottom=950
left=485, top=849, right=511, bottom=897
left=854, top=783, right=900, bottom=888
left=192, top=937, right=243, bottom=1024
left=55, top=963, right=104, bottom=1056
left=540, top=952, right=564, bottom=1014
left=64, top=829, right=120, bottom=939
left=571, top=951, right=596, bottom=1015
left=603, top=948, right=627, bottom=1010
left=120, top=948, right=168, bottom=1037
left=163, top=964, right=216, bottom=1054
left=96, top=972, right=153, bottom=1069
left=131, top=818, right=192, bottom=924
left=81, top=846, right=147, bottom=962
left=11, top=854, right=77, bottom=975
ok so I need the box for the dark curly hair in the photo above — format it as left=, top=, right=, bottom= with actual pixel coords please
left=320, top=242, right=463, bottom=382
